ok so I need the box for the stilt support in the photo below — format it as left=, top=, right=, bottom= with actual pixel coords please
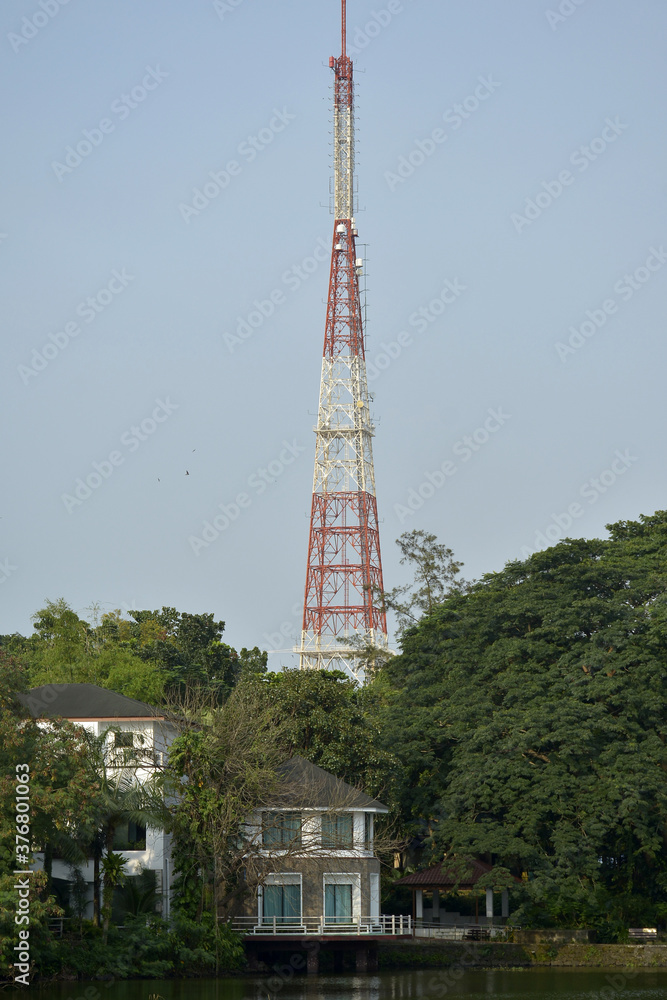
left=356, top=946, right=368, bottom=973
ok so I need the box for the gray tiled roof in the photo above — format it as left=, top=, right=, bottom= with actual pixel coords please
left=18, top=683, right=163, bottom=720
left=272, top=755, right=388, bottom=812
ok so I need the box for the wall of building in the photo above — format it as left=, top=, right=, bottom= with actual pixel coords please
left=240, top=856, right=381, bottom=921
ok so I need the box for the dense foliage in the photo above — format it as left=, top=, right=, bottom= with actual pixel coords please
left=262, top=668, right=396, bottom=796
left=1, top=600, right=267, bottom=703
left=377, top=512, right=667, bottom=933
left=168, top=680, right=288, bottom=926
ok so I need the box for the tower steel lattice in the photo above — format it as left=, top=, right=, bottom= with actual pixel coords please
left=295, top=0, right=388, bottom=682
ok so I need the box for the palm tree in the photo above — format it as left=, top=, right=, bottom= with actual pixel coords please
left=117, top=866, right=158, bottom=918
left=100, top=851, right=128, bottom=944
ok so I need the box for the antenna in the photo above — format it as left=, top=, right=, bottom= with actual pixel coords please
left=341, top=0, right=346, bottom=59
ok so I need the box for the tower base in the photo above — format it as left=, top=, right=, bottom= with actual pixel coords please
left=295, top=630, right=390, bottom=684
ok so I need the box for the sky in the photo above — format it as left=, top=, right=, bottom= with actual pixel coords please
left=2, top=0, right=667, bottom=668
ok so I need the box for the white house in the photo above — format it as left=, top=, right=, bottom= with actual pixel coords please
left=19, top=683, right=177, bottom=920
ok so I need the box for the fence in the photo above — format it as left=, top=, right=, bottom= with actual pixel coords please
left=414, top=922, right=517, bottom=941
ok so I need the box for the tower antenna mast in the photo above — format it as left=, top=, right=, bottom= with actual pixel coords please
left=295, top=0, right=388, bottom=682
left=341, top=0, right=346, bottom=58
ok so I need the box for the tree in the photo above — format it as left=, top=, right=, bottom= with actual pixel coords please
left=1, top=600, right=266, bottom=705
left=0, top=656, right=101, bottom=979
left=0, top=656, right=106, bottom=880
left=5, top=600, right=164, bottom=702
left=381, top=530, right=465, bottom=635
left=377, top=511, right=667, bottom=932
left=261, top=668, right=396, bottom=797
left=168, top=680, right=287, bottom=920
left=125, top=607, right=245, bottom=698
left=100, top=851, right=128, bottom=944
left=31, top=598, right=90, bottom=655
left=167, top=679, right=291, bottom=972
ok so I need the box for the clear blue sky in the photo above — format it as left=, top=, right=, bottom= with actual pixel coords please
left=2, top=0, right=666, bottom=667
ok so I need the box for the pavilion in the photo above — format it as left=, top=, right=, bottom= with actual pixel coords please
left=395, top=857, right=521, bottom=926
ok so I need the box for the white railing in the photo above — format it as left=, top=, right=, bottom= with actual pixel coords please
left=227, top=914, right=412, bottom=936
left=414, top=922, right=516, bottom=941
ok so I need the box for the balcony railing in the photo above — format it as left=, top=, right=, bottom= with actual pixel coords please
left=227, top=914, right=413, bottom=936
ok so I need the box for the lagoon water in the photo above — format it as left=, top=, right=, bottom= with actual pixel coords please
left=34, top=969, right=667, bottom=1000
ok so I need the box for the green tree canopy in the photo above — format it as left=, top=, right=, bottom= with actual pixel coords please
left=1, top=601, right=267, bottom=705
left=261, top=668, right=396, bottom=797
left=377, top=511, right=667, bottom=931
left=381, top=529, right=465, bottom=635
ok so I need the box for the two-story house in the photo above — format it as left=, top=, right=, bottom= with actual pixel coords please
left=239, top=755, right=389, bottom=929
left=19, top=682, right=176, bottom=919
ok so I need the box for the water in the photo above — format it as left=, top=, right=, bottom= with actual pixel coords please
left=28, top=969, right=667, bottom=1000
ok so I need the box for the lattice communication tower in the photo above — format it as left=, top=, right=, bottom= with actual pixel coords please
left=295, top=0, right=388, bottom=682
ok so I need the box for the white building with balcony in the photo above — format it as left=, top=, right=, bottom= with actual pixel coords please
left=19, top=682, right=176, bottom=919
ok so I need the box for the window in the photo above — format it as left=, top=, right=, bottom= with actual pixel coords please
left=364, top=813, right=374, bottom=850
left=262, top=883, right=301, bottom=925
left=262, top=812, right=302, bottom=848
left=325, top=883, right=353, bottom=924
left=322, top=813, right=354, bottom=850
left=113, top=820, right=146, bottom=851
left=110, top=731, right=136, bottom=766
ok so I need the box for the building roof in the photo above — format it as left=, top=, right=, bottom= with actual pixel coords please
left=395, top=858, right=522, bottom=889
left=270, top=755, right=389, bottom=813
left=18, top=683, right=165, bottom=721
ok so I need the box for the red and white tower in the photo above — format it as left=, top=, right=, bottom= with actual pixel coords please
left=296, top=0, right=388, bottom=681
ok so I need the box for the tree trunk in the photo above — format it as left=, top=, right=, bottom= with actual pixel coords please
left=101, top=887, right=112, bottom=946
left=43, top=842, right=53, bottom=894
left=101, top=825, right=116, bottom=946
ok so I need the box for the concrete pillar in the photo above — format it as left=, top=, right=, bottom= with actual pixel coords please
left=485, top=887, right=493, bottom=920
left=356, top=946, right=368, bottom=973
left=432, top=889, right=440, bottom=922
left=307, top=948, right=319, bottom=974
left=353, top=811, right=365, bottom=850
left=415, top=888, right=423, bottom=922
left=501, top=889, right=509, bottom=918
left=245, top=947, right=261, bottom=972
left=369, top=872, right=380, bottom=921
left=368, top=945, right=378, bottom=972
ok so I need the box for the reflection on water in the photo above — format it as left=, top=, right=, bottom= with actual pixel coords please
left=28, top=969, right=667, bottom=1000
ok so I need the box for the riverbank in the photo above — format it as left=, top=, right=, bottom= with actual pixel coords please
left=376, top=940, right=667, bottom=970
left=547, top=943, right=667, bottom=967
